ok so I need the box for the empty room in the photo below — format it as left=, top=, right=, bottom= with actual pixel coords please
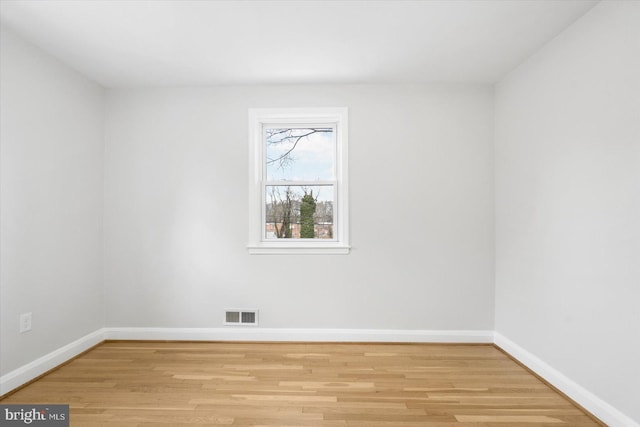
left=0, top=0, right=638, bottom=426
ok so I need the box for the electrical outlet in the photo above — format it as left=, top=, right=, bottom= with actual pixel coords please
left=19, top=312, right=32, bottom=333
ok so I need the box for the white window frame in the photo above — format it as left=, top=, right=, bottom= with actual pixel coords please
left=248, top=108, right=349, bottom=255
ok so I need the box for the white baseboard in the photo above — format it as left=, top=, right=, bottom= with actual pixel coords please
left=103, top=327, right=494, bottom=343
left=0, top=328, right=105, bottom=396
left=495, top=332, right=639, bottom=427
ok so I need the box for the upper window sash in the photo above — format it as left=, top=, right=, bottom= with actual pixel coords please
left=263, top=123, right=337, bottom=183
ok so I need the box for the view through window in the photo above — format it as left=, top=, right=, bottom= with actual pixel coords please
left=264, top=127, right=335, bottom=240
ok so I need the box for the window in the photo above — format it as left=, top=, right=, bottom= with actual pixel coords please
left=248, top=108, right=349, bottom=254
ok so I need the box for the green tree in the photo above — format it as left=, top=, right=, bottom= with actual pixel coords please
left=300, top=191, right=316, bottom=238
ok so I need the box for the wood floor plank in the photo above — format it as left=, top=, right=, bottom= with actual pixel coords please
left=0, top=342, right=602, bottom=426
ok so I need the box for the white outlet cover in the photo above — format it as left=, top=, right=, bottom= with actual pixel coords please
left=19, top=312, right=32, bottom=333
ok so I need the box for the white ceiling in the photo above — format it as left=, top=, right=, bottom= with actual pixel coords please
left=0, top=0, right=598, bottom=88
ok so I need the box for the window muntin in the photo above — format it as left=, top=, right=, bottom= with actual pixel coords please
left=248, top=108, right=349, bottom=254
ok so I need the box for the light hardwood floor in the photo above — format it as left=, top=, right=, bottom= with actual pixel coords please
left=1, top=342, right=602, bottom=426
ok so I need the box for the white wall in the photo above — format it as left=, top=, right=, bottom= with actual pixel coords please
left=104, top=84, right=495, bottom=331
left=495, top=1, right=640, bottom=424
left=0, top=26, right=104, bottom=375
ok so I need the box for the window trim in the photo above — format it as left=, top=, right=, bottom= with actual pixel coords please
left=248, top=108, right=349, bottom=255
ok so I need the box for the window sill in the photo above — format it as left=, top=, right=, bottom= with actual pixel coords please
left=247, top=244, right=350, bottom=255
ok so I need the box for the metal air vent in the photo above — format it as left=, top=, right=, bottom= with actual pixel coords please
left=224, top=309, right=259, bottom=326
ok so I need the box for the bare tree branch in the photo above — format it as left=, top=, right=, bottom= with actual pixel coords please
left=266, top=128, right=332, bottom=169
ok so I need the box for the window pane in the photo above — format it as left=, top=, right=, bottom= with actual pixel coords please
left=265, top=128, right=334, bottom=181
left=265, top=185, right=334, bottom=239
